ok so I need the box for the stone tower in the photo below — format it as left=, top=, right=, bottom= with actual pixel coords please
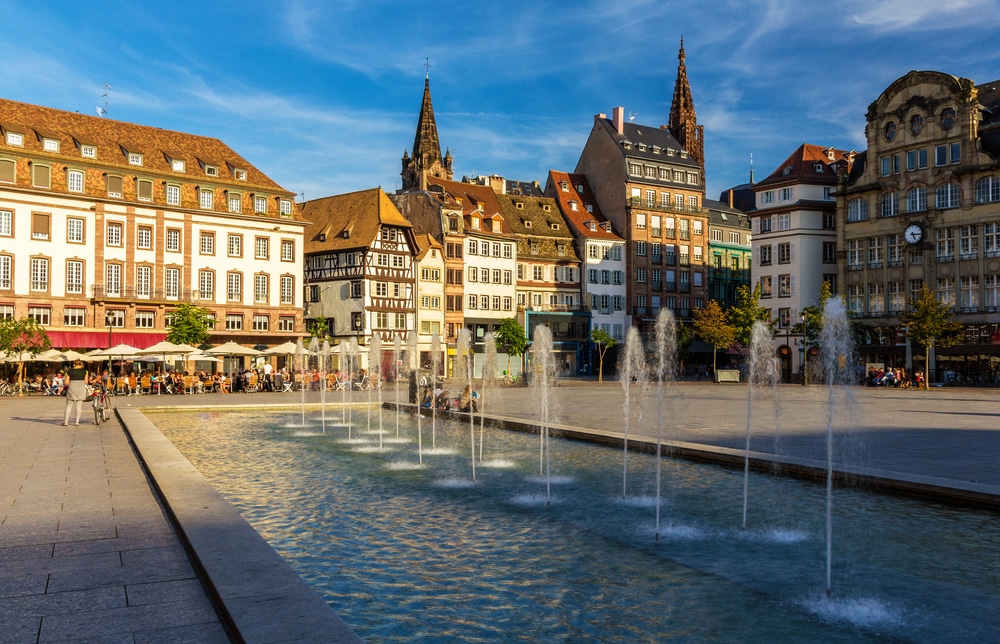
left=667, top=38, right=705, bottom=179
left=401, top=75, right=454, bottom=192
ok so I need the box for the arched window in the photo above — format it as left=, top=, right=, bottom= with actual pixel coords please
left=880, top=193, right=899, bottom=218
left=936, top=183, right=960, bottom=209
left=847, top=198, right=868, bottom=222
left=976, top=176, right=1000, bottom=203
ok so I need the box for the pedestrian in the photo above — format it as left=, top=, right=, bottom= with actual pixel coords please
left=62, top=359, right=88, bottom=426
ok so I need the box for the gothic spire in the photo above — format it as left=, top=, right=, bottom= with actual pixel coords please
left=402, top=72, right=453, bottom=191
left=668, top=38, right=705, bottom=176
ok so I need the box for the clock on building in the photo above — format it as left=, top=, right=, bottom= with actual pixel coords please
left=904, top=223, right=923, bottom=244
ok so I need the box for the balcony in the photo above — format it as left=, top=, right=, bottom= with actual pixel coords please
left=664, top=281, right=676, bottom=291
left=651, top=281, right=662, bottom=291
left=629, top=196, right=703, bottom=216
left=91, top=284, right=203, bottom=303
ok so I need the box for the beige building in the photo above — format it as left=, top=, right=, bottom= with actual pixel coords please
left=836, top=70, right=1000, bottom=384
left=0, top=97, right=304, bottom=350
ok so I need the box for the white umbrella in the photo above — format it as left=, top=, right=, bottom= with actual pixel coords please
left=92, top=343, right=141, bottom=358
left=31, top=349, right=64, bottom=362
left=206, top=341, right=263, bottom=356
left=60, top=349, right=89, bottom=361
left=263, top=340, right=299, bottom=355
left=136, top=340, right=187, bottom=356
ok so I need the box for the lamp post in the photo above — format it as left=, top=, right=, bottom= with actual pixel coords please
left=105, top=311, right=114, bottom=380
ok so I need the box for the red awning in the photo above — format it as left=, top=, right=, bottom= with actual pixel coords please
left=45, top=330, right=167, bottom=350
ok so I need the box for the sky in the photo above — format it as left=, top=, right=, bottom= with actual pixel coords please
left=4, top=0, right=1000, bottom=204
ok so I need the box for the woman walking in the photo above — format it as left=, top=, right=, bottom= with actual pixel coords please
left=62, top=360, right=88, bottom=426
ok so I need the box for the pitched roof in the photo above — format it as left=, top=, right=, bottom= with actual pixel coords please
left=497, top=193, right=581, bottom=263
left=593, top=116, right=700, bottom=169
left=301, top=188, right=411, bottom=252
left=756, top=143, right=855, bottom=188
left=425, top=177, right=515, bottom=236
left=413, top=233, right=442, bottom=261
left=545, top=171, right=623, bottom=241
left=0, top=97, right=292, bottom=195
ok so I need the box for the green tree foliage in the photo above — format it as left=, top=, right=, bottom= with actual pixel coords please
left=309, top=316, right=330, bottom=341
left=791, top=280, right=833, bottom=384
left=900, top=286, right=964, bottom=389
left=0, top=317, right=51, bottom=395
left=692, top=300, right=736, bottom=374
left=165, top=303, right=214, bottom=347
left=727, top=284, right=772, bottom=347
left=590, top=327, right=618, bottom=383
left=493, top=317, right=528, bottom=376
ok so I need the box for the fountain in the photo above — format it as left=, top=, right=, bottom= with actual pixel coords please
left=338, top=341, right=349, bottom=428
left=149, top=307, right=999, bottom=642
left=531, top=324, right=556, bottom=505
left=368, top=334, right=381, bottom=449
left=619, top=327, right=646, bottom=499
left=430, top=332, right=441, bottom=449
left=392, top=335, right=402, bottom=439
left=405, top=330, right=423, bottom=465
left=456, top=328, right=476, bottom=481
left=652, top=308, right=676, bottom=540
left=479, top=331, right=498, bottom=463
left=743, top=320, right=779, bottom=529
left=320, top=339, right=330, bottom=433
left=293, top=338, right=306, bottom=427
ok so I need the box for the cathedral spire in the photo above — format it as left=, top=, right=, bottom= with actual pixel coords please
left=668, top=38, right=705, bottom=178
left=401, top=70, right=453, bottom=192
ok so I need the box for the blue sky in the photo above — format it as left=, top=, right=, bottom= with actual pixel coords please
left=4, top=0, right=1000, bottom=203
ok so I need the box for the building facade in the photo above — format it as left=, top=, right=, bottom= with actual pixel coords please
left=0, top=98, right=304, bottom=350
left=302, top=188, right=417, bottom=357
left=836, top=71, right=1000, bottom=384
left=704, top=197, right=752, bottom=310
left=752, top=144, right=854, bottom=381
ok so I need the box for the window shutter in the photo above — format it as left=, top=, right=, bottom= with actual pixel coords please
left=789, top=242, right=796, bottom=262
left=0, top=159, right=14, bottom=183
left=790, top=275, right=796, bottom=295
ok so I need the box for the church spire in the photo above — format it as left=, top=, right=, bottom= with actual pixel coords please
left=668, top=37, right=705, bottom=179
left=401, top=68, right=453, bottom=192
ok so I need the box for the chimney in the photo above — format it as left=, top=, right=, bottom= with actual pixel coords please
left=612, top=107, right=625, bottom=134
left=594, top=113, right=607, bottom=125
left=728, top=189, right=734, bottom=208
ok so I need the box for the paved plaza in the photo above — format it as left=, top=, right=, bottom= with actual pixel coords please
left=1, top=381, right=998, bottom=642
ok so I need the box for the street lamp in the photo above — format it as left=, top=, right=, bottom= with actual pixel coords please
left=105, top=311, right=114, bottom=379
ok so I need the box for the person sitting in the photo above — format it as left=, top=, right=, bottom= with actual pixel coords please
left=420, top=387, right=433, bottom=408
left=435, top=389, right=451, bottom=411
left=459, top=385, right=478, bottom=413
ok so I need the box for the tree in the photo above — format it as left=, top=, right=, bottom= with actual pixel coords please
left=309, top=316, right=331, bottom=341
left=900, top=286, right=964, bottom=389
left=791, top=280, right=833, bottom=384
left=0, top=317, right=51, bottom=396
left=493, top=317, right=528, bottom=377
left=166, top=303, right=214, bottom=346
left=692, top=300, right=736, bottom=376
left=590, top=328, right=618, bottom=383
left=727, top=284, right=772, bottom=347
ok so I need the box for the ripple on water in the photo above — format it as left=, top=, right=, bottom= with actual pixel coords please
left=509, top=493, right=562, bottom=507
left=386, top=461, right=424, bottom=471
left=480, top=458, right=516, bottom=469
left=802, top=595, right=907, bottom=629
left=434, top=477, right=475, bottom=489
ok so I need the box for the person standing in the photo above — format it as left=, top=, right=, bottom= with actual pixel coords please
left=62, top=360, right=88, bottom=426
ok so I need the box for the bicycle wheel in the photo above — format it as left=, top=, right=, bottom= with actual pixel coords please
left=94, top=401, right=104, bottom=425
left=102, top=400, right=111, bottom=421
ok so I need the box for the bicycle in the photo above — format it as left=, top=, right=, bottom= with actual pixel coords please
left=92, top=384, right=112, bottom=425
left=0, top=381, right=16, bottom=396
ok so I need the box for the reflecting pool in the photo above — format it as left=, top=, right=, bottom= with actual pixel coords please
left=154, top=410, right=1000, bottom=643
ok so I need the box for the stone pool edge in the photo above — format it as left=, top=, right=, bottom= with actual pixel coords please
left=116, top=407, right=364, bottom=644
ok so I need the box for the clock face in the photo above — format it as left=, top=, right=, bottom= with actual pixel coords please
left=904, top=224, right=923, bottom=244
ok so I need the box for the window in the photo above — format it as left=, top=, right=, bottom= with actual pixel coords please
left=31, top=257, right=49, bottom=291
left=759, top=275, right=772, bottom=298
left=887, top=234, right=904, bottom=265
left=32, top=212, right=50, bottom=240
left=105, top=263, right=121, bottom=296
left=759, top=216, right=772, bottom=233
left=255, top=274, right=269, bottom=302
left=165, top=267, right=180, bottom=298
left=253, top=314, right=270, bottom=331
left=375, top=282, right=388, bottom=297
left=0, top=209, right=11, bottom=237
left=936, top=228, right=955, bottom=261
left=136, top=266, right=151, bottom=297
left=280, top=276, right=294, bottom=305
left=636, top=241, right=646, bottom=256
left=985, top=223, right=1000, bottom=257
left=936, top=183, right=960, bottom=209
left=0, top=255, right=11, bottom=289
left=823, top=242, right=836, bottom=264
left=32, top=164, right=51, bottom=189
left=227, top=272, right=242, bottom=301
left=778, top=274, right=792, bottom=297
left=468, top=266, right=477, bottom=282
left=166, top=184, right=181, bottom=206
left=351, top=281, right=363, bottom=298
left=281, top=240, right=294, bottom=261
left=106, top=222, right=123, bottom=246
left=960, top=225, right=979, bottom=259
left=228, top=234, right=242, bottom=257
left=761, top=191, right=774, bottom=205
left=637, top=268, right=647, bottom=283
left=200, top=232, right=215, bottom=255
left=780, top=187, right=792, bottom=202
left=278, top=316, right=294, bottom=332
left=255, top=237, right=269, bottom=259
left=279, top=200, right=292, bottom=217
left=533, top=265, right=544, bottom=281
left=847, top=239, right=863, bottom=268
left=27, top=306, right=50, bottom=326
left=254, top=196, right=267, bottom=213
left=166, top=229, right=180, bottom=252
left=225, top=314, right=243, bottom=331
left=6, top=132, right=24, bottom=146
left=63, top=307, right=86, bottom=327
left=468, top=239, right=478, bottom=255
left=200, top=189, right=214, bottom=210
left=66, top=169, right=84, bottom=193
left=975, top=177, right=1000, bottom=204
left=937, top=277, right=955, bottom=308
left=960, top=275, right=980, bottom=310
left=228, top=194, right=242, bottom=213
left=759, top=245, right=772, bottom=265
left=881, top=193, right=899, bottom=217
left=868, top=237, right=884, bottom=268
left=907, top=188, right=926, bottom=212
left=66, top=260, right=83, bottom=294
left=137, top=225, right=152, bottom=250
left=67, top=217, right=84, bottom=243
left=777, top=214, right=790, bottom=231
left=105, top=175, right=123, bottom=198
left=848, top=199, right=868, bottom=222
left=199, top=270, right=214, bottom=300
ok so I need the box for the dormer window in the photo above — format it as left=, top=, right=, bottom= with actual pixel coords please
left=492, top=219, right=501, bottom=233
left=680, top=151, right=688, bottom=158
left=234, top=168, right=247, bottom=181
left=814, top=162, right=824, bottom=172
left=569, top=200, right=578, bottom=211
left=471, top=217, right=481, bottom=230
left=576, top=183, right=584, bottom=193
left=550, top=222, right=560, bottom=230
left=524, top=220, right=532, bottom=228
left=6, top=132, right=23, bottom=146
left=279, top=199, right=292, bottom=217
left=586, top=203, right=593, bottom=213
left=81, top=145, right=97, bottom=158
left=42, top=138, right=60, bottom=152
left=667, top=148, right=675, bottom=156
left=543, top=204, right=551, bottom=212
left=587, top=221, right=596, bottom=231
left=516, top=202, right=524, bottom=209
left=559, top=181, right=568, bottom=192
left=205, top=165, right=218, bottom=177
left=172, top=159, right=186, bottom=172
left=129, top=152, right=143, bottom=166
